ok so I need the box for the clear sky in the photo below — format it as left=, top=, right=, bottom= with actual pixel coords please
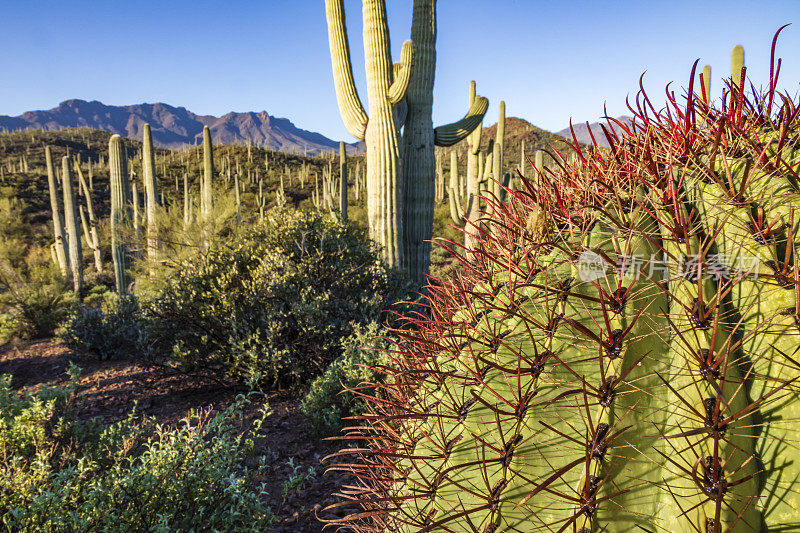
left=2, top=1, right=798, bottom=141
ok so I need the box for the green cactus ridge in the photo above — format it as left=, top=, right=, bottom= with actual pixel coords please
left=330, top=43, right=800, bottom=533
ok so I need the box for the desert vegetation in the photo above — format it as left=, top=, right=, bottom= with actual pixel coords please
left=0, top=1, right=797, bottom=532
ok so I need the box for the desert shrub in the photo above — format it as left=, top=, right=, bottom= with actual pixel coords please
left=301, top=321, right=391, bottom=435
left=0, top=263, right=73, bottom=344
left=145, top=208, right=408, bottom=388
left=0, top=373, right=275, bottom=532
left=59, top=294, right=146, bottom=359
left=0, top=187, right=74, bottom=343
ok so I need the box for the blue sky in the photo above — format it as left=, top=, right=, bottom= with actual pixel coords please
left=2, top=1, right=798, bottom=141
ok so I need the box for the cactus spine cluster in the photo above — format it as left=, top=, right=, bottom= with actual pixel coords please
left=327, top=38, right=800, bottom=533
left=109, top=134, right=130, bottom=294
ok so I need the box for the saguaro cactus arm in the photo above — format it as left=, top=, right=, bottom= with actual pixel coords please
left=45, top=145, right=69, bottom=275
left=387, top=41, right=414, bottom=105
left=325, top=0, right=370, bottom=141
left=433, top=91, right=490, bottom=147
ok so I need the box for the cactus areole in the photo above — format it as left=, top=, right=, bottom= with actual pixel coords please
left=325, top=34, right=800, bottom=533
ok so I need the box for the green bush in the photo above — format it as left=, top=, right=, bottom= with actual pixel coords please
left=59, top=294, right=146, bottom=359
left=0, top=372, right=275, bottom=532
left=0, top=186, right=74, bottom=344
left=301, top=321, right=391, bottom=435
left=145, top=209, right=408, bottom=388
left=0, top=264, right=72, bottom=344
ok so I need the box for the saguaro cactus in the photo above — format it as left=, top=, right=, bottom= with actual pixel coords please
left=61, top=157, right=82, bottom=293
left=701, top=64, right=712, bottom=102
left=132, top=182, right=141, bottom=243
left=109, top=134, right=131, bottom=294
left=45, top=146, right=69, bottom=276
left=201, top=126, right=214, bottom=219
left=324, top=0, right=414, bottom=268
left=183, top=173, right=190, bottom=229
left=731, top=44, right=745, bottom=90
left=400, top=0, right=490, bottom=285
left=74, top=160, right=102, bottom=273
left=143, top=124, right=159, bottom=271
left=445, top=81, right=490, bottom=250
left=339, top=141, right=348, bottom=222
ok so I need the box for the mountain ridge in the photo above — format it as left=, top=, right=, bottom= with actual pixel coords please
left=555, top=116, right=633, bottom=147
left=0, top=99, right=363, bottom=155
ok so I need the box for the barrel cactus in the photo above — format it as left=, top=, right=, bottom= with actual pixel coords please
left=327, top=34, right=800, bottom=532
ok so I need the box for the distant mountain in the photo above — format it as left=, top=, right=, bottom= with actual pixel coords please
left=556, top=116, right=633, bottom=147
left=0, top=99, right=363, bottom=155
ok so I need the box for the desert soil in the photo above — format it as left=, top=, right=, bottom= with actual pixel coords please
left=0, top=339, right=362, bottom=532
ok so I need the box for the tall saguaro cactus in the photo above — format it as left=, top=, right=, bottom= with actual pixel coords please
left=109, top=135, right=131, bottom=294
left=74, top=159, right=102, bottom=273
left=400, top=0, right=489, bottom=285
left=45, top=146, right=69, bottom=276
left=339, top=141, right=348, bottom=222
left=490, top=100, right=506, bottom=201
left=61, top=157, right=82, bottom=293
left=445, top=80, right=490, bottom=251
left=142, top=124, right=159, bottom=271
left=324, top=0, right=414, bottom=268
left=731, top=44, right=745, bottom=90
left=201, top=126, right=214, bottom=219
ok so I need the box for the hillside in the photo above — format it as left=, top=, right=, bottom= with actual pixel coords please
left=442, top=117, right=584, bottom=173
left=556, top=116, right=633, bottom=147
left=0, top=100, right=363, bottom=156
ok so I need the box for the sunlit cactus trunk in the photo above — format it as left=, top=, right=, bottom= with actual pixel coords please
left=201, top=126, right=214, bottom=219
left=490, top=100, right=505, bottom=200
left=464, top=81, right=485, bottom=250
left=183, top=173, right=190, bottom=229
left=339, top=141, right=348, bottom=222
left=61, top=156, right=82, bottom=293
left=109, top=134, right=131, bottom=294
left=74, top=159, right=102, bottom=273
left=324, top=0, right=413, bottom=269
left=132, top=182, right=141, bottom=243
left=143, top=124, right=159, bottom=273
left=400, top=0, right=489, bottom=284
left=45, top=146, right=69, bottom=276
